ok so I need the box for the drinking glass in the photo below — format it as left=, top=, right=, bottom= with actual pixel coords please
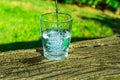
left=40, top=12, right=72, bottom=60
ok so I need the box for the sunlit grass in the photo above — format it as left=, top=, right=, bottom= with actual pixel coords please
left=0, top=0, right=114, bottom=44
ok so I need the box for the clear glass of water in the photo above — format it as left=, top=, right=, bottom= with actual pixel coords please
left=40, top=12, right=73, bottom=60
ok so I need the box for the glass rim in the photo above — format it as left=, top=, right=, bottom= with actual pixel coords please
left=40, top=12, right=73, bottom=23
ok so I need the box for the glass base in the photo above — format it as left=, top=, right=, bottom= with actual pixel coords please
left=44, top=51, right=68, bottom=60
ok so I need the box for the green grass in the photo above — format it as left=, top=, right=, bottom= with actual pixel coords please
left=0, top=0, right=115, bottom=44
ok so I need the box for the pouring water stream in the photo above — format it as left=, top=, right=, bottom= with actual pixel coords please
left=55, top=0, right=59, bottom=29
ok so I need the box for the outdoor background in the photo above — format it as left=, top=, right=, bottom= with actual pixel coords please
left=0, top=0, right=120, bottom=51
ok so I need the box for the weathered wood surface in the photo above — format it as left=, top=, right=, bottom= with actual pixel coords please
left=0, top=35, right=120, bottom=80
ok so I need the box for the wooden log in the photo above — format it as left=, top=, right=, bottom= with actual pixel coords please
left=0, top=35, right=120, bottom=80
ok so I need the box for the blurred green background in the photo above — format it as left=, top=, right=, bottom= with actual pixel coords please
left=0, top=0, right=120, bottom=51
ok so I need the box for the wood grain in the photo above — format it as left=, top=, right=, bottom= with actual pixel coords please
left=0, top=35, right=120, bottom=80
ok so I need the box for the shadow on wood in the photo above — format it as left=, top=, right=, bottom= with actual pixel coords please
left=0, top=37, right=99, bottom=52
left=0, top=35, right=120, bottom=79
